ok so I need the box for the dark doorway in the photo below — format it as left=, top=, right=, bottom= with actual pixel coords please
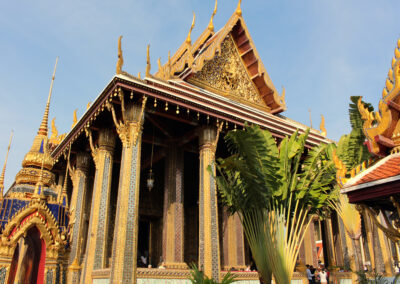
left=138, top=220, right=150, bottom=267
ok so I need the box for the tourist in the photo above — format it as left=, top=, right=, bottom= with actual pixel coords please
left=306, top=265, right=314, bottom=284
left=319, top=268, right=328, bottom=284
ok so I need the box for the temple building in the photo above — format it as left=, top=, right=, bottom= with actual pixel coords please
left=341, top=38, right=400, bottom=274
left=0, top=1, right=397, bottom=283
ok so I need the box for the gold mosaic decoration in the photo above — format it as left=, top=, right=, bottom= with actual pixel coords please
left=189, top=36, right=268, bottom=110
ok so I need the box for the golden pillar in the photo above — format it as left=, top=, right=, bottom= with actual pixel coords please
left=323, top=217, right=337, bottom=269
left=161, top=144, right=186, bottom=269
left=81, top=128, right=115, bottom=284
left=303, top=220, right=317, bottom=267
left=221, top=210, right=246, bottom=270
left=67, top=152, right=90, bottom=283
left=198, top=126, right=220, bottom=281
left=109, top=101, right=146, bottom=284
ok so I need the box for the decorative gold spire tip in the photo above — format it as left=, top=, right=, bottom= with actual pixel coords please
left=235, top=0, right=242, bottom=17
left=146, top=44, right=151, bottom=77
left=0, top=131, right=13, bottom=196
left=320, top=115, right=327, bottom=137
left=208, top=0, right=218, bottom=32
left=186, top=12, right=196, bottom=44
left=116, top=35, right=124, bottom=75
left=38, top=57, right=58, bottom=136
left=71, top=109, right=78, bottom=129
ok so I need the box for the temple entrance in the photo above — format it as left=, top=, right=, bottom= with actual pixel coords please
left=8, top=226, right=46, bottom=284
left=138, top=220, right=150, bottom=268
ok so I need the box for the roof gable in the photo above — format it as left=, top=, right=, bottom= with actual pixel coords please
left=155, top=11, right=286, bottom=114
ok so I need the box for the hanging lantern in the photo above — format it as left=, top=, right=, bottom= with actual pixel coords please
left=147, top=169, right=154, bottom=191
left=147, top=127, right=155, bottom=191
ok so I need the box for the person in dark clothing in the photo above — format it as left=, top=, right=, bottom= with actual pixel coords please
left=306, top=265, right=314, bottom=284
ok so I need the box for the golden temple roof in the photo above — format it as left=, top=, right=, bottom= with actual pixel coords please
left=155, top=1, right=286, bottom=114
left=358, top=38, right=400, bottom=156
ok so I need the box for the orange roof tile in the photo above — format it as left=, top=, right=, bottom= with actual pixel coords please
left=344, top=153, right=400, bottom=188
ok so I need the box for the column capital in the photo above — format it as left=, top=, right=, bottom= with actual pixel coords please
left=75, top=152, right=91, bottom=173
left=98, top=128, right=116, bottom=151
left=199, top=126, right=218, bottom=152
left=107, top=98, right=147, bottom=148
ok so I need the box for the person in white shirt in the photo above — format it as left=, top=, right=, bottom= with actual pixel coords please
left=319, top=269, right=328, bottom=284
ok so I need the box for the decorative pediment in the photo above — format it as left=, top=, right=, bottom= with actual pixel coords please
left=187, top=36, right=270, bottom=111
left=0, top=199, right=67, bottom=258
left=155, top=7, right=286, bottom=114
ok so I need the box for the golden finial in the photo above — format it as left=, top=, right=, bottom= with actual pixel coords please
left=358, top=97, right=374, bottom=128
left=235, top=0, right=242, bottom=17
left=71, top=109, right=78, bottom=129
left=157, top=58, right=162, bottom=73
left=50, top=117, right=58, bottom=140
left=320, top=115, right=327, bottom=137
left=38, top=57, right=58, bottom=136
left=0, top=131, right=13, bottom=198
left=280, top=86, right=286, bottom=104
left=167, top=51, right=172, bottom=78
left=308, top=109, right=313, bottom=129
left=86, top=102, right=91, bottom=110
left=146, top=44, right=151, bottom=77
left=186, top=12, right=196, bottom=45
left=138, top=72, right=141, bottom=79
left=116, top=35, right=124, bottom=75
left=208, top=0, right=218, bottom=32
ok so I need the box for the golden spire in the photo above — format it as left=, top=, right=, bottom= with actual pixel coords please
left=146, top=44, right=151, bottom=77
left=0, top=131, right=13, bottom=198
left=38, top=57, right=58, bottom=136
left=208, top=0, right=218, bottom=32
left=320, top=115, right=327, bottom=137
left=15, top=59, right=58, bottom=186
left=186, top=12, right=196, bottom=45
left=116, top=35, right=124, bottom=74
left=235, top=0, right=242, bottom=17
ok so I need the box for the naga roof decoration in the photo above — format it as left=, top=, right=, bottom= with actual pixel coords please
left=359, top=38, right=400, bottom=156
left=155, top=1, right=286, bottom=114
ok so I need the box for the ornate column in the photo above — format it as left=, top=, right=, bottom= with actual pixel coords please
left=376, top=219, right=394, bottom=274
left=323, top=216, right=337, bottom=269
left=81, top=128, right=115, bottom=284
left=303, top=220, right=317, bottom=267
left=109, top=98, right=147, bottom=284
left=221, top=210, right=246, bottom=270
left=198, top=126, right=221, bottom=281
left=0, top=255, right=12, bottom=284
left=161, top=143, right=186, bottom=269
left=67, top=152, right=90, bottom=283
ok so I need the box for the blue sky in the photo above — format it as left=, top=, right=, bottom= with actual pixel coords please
left=0, top=0, right=399, bottom=190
